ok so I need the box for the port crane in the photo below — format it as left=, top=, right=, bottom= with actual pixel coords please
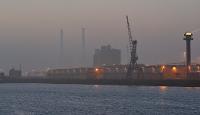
left=126, top=16, right=138, bottom=79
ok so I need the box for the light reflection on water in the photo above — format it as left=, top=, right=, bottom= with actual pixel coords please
left=159, top=86, right=168, bottom=92
left=185, top=87, right=200, bottom=90
left=0, top=84, right=200, bottom=115
left=94, top=85, right=99, bottom=88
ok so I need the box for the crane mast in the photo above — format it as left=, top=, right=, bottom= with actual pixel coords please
left=126, top=16, right=138, bottom=78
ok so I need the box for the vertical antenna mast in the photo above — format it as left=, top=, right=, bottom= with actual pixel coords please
left=60, top=29, right=64, bottom=65
left=82, top=28, right=86, bottom=67
left=126, top=16, right=138, bottom=78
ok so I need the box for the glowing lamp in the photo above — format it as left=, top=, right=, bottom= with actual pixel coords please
left=95, top=68, right=99, bottom=72
left=185, top=32, right=192, bottom=36
left=188, top=66, right=191, bottom=72
left=184, top=32, right=193, bottom=40
left=161, top=65, right=166, bottom=72
left=172, top=66, right=177, bottom=73
left=197, top=66, right=200, bottom=71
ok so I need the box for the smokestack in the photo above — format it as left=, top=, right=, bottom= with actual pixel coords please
left=82, top=28, right=86, bottom=67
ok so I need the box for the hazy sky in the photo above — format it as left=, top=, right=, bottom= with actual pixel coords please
left=0, top=0, right=200, bottom=73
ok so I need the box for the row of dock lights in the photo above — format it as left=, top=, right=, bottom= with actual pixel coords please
left=161, top=65, right=177, bottom=73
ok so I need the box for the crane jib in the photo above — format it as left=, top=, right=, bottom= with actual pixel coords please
left=126, top=16, right=139, bottom=79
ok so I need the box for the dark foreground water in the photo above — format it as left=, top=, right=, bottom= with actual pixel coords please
left=0, top=84, right=200, bottom=115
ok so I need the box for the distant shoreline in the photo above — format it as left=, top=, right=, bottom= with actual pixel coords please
left=1, top=78, right=200, bottom=87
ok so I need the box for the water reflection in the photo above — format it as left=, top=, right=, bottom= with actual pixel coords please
left=159, top=86, right=168, bottom=92
left=94, top=85, right=99, bottom=88
left=185, top=87, right=200, bottom=90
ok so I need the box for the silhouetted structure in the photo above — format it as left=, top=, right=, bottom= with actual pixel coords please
left=9, top=68, right=21, bottom=77
left=183, top=32, right=193, bottom=67
left=125, top=16, right=138, bottom=78
left=93, top=45, right=121, bottom=66
left=81, top=28, right=86, bottom=67
left=59, top=29, right=64, bottom=65
left=183, top=32, right=193, bottom=77
left=0, top=72, right=5, bottom=78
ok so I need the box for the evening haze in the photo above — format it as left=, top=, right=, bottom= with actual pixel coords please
left=0, top=0, right=200, bottom=73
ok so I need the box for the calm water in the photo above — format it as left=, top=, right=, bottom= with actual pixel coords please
left=0, top=84, right=200, bottom=115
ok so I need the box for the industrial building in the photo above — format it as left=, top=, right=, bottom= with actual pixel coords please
left=9, top=68, right=22, bottom=78
left=93, top=45, right=121, bottom=67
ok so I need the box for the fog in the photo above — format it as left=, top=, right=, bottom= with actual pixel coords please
left=0, top=0, right=200, bottom=73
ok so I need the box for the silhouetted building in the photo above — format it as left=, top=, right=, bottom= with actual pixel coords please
left=93, top=45, right=121, bottom=66
left=9, top=68, right=22, bottom=77
left=0, top=72, right=5, bottom=78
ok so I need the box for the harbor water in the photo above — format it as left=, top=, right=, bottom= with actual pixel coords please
left=0, top=84, right=200, bottom=115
